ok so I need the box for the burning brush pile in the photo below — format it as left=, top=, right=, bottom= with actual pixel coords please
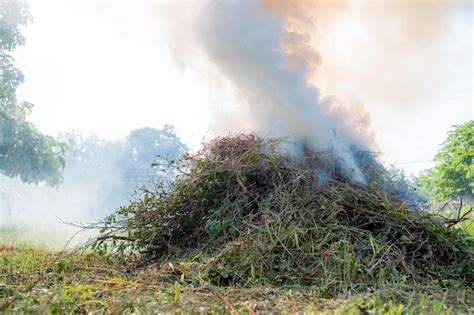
left=90, top=134, right=473, bottom=294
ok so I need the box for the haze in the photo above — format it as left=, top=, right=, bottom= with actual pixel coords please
left=14, top=0, right=473, bottom=175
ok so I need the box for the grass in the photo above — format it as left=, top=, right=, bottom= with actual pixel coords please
left=1, top=245, right=472, bottom=314
left=2, top=135, right=473, bottom=313
left=0, top=225, right=72, bottom=250
left=0, top=222, right=96, bottom=252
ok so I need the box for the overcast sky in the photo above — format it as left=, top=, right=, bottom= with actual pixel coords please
left=14, top=0, right=473, bottom=176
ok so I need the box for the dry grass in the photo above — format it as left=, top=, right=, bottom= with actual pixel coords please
left=1, top=246, right=472, bottom=314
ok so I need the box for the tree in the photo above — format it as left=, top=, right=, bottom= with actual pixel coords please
left=0, top=0, right=65, bottom=186
left=418, top=121, right=474, bottom=201
left=119, top=125, right=187, bottom=183
left=51, top=127, right=187, bottom=218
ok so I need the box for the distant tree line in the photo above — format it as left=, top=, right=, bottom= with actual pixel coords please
left=58, top=126, right=187, bottom=214
left=0, top=1, right=187, bottom=222
left=1, top=126, right=187, bottom=223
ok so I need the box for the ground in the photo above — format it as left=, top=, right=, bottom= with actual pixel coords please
left=1, top=199, right=473, bottom=314
left=0, top=239, right=472, bottom=314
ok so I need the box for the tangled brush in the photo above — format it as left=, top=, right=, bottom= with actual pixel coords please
left=90, top=135, right=473, bottom=295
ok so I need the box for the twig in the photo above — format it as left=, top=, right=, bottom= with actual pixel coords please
left=214, top=292, right=240, bottom=315
left=447, top=207, right=473, bottom=228
left=95, top=235, right=135, bottom=242
left=438, top=195, right=461, bottom=213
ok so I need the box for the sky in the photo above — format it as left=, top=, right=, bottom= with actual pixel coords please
left=14, top=0, right=473, bottom=176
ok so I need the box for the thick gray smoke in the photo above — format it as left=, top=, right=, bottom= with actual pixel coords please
left=188, top=2, right=371, bottom=183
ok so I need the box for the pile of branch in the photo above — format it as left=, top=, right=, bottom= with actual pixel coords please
left=88, top=134, right=473, bottom=295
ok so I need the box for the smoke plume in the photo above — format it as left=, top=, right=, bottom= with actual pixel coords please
left=164, top=0, right=468, bottom=181
left=176, top=1, right=375, bottom=183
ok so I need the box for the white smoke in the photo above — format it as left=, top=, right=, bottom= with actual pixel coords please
left=178, top=2, right=370, bottom=183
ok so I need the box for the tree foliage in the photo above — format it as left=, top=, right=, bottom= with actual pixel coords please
left=0, top=0, right=65, bottom=185
left=119, top=125, right=187, bottom=183
left=419, top=121, right=474, bottom=201
left=55, top=126, right=186, bottom=217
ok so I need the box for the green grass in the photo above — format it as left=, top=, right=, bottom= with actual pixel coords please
left=1, top=245, right=472, bottom=314
left=0, top=225, right=78, bottom=250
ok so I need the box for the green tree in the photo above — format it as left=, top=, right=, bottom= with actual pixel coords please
left=0, top=0, right=65, bottom=186
left=419, top=121, right=474, bottom=201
